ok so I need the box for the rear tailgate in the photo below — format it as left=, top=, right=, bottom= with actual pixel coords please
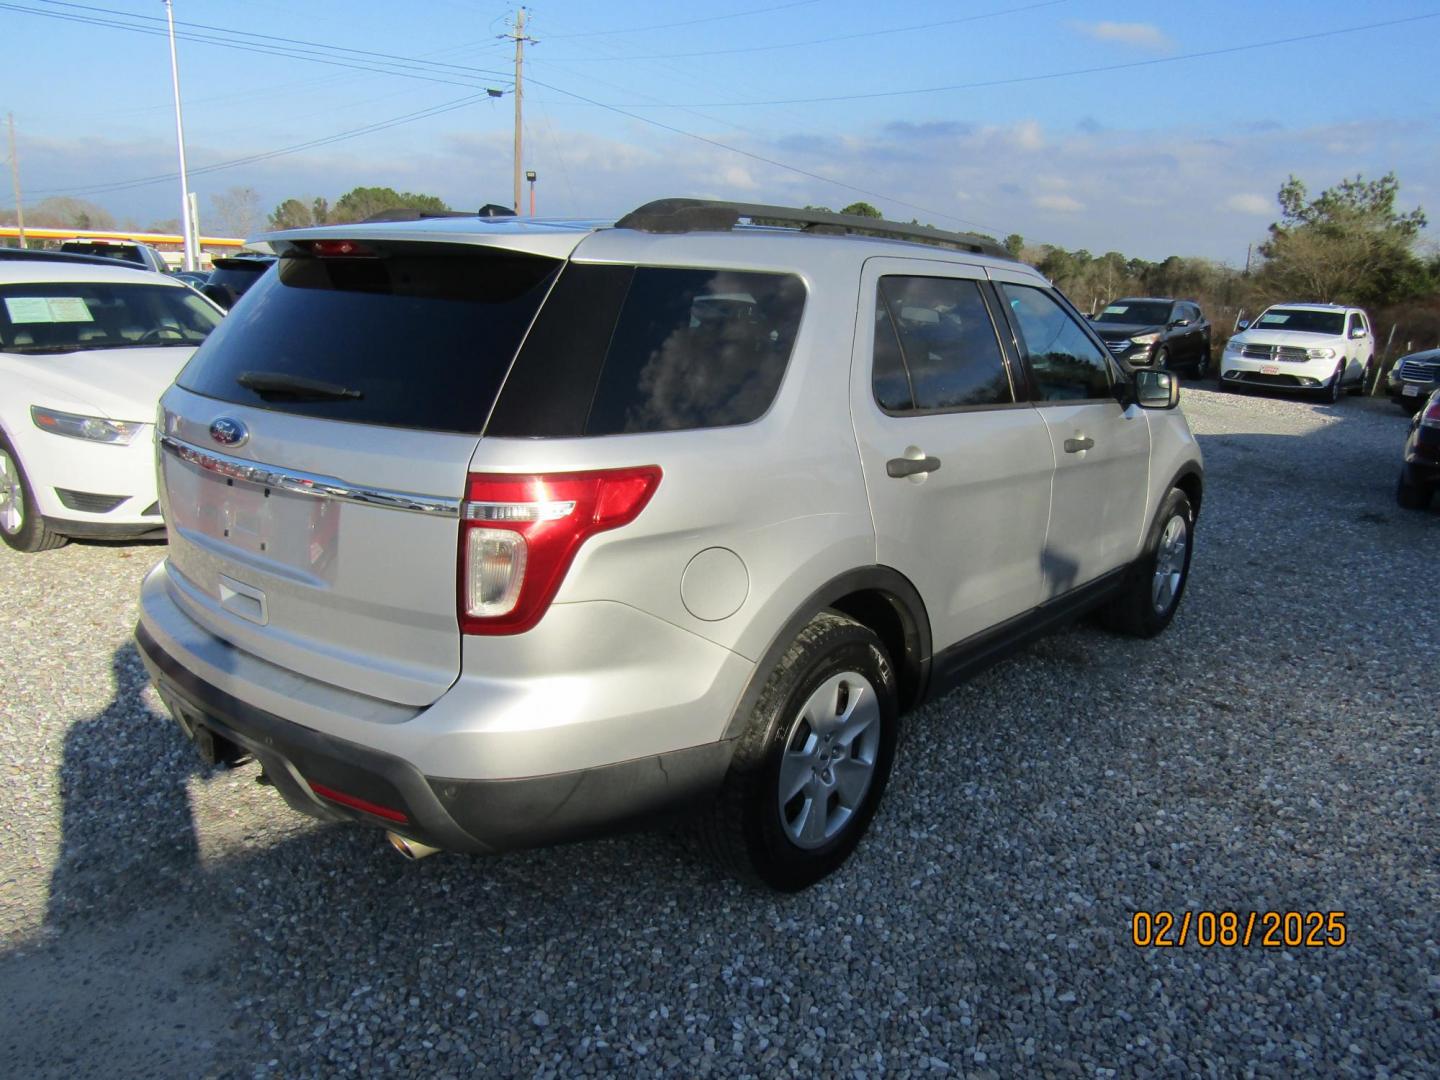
left=156, top=234, right=567, bottom=706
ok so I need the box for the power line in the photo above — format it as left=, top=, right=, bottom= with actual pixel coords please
left=30, top=0, right=513, bottom=79
left=541, top=0, right=1068, bottom=61
left=546, top=0, right=823, bottom=38
left=27, top=92, right=499, bottom=198
left=523, top=74, right=1003, bottom=234
left=0, top=3, right=512, bottom=90
left=630, top=11, right=1440, bottom=107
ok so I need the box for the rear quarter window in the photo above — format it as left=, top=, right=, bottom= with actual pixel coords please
left=487, top=265, right=805, bottom=437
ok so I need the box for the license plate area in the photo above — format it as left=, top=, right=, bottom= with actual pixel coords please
left=1403, top=384, right=1421, bottom=397
left=1261, top=365, right=1280, bottom=376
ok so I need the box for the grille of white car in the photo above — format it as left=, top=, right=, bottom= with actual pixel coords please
left=1242, top=344, right=1309, bottom=362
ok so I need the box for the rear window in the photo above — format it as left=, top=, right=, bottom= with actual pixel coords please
left=59, top=242, right=144, bottom=266
left=207, top=260, right=273, bottom=296
left=487, top=264, right=805, bottom=437
left=176, top=247, right=562, bottom=433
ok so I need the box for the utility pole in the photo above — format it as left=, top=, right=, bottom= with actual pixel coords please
left=6, top=113, right=24, bottom=248
left=504, top=8, right=536, bottom=215
left=163, top=0, right=198, bottom=271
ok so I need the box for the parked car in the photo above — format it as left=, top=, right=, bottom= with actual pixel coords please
left=1386, top=347, right=1440, bottom=414
left=58, top=237, right=171, bottom=274
left=1220, top=303, right=1374, bottom=402
left=200, top=253, right=275, bottom=310
left=172, top=270, right=211, bottom=289
left=134, top=198, right=1203, bottom=890
left=1090, top=297, right=1211, bottom=376
left=0, top=257, right=223, bottom=551
left=1396, top=388, right=1440, bottom=510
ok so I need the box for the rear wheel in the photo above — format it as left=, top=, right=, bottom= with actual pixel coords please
left=1324, top=362, right=1344, bottom=404
left=0, top=439, right=67, bottom=553
left=1193, top=345, right=1210, bottom=380
left=1349, top=357, right=1373, bottom=396
left=697, top=611, right=898, bottom=891
left=1099, top=488, right=1194, bottom=638
left=1397, top=472, right=1434, bottom=510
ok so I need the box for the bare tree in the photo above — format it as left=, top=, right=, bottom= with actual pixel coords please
left=209, top=185, right=263, bottom=238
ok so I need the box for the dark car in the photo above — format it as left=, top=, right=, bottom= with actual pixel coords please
left=201, top=254, right=275, bottom=310
left=1397, top=388, right=1440, bottom=510
left=1090, top=297, right=1212, bottom=377
left=172, top=270, right=210, bottom=289
left=1386, top=347, right=1440, bottom=414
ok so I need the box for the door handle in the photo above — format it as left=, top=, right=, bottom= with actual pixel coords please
left=1063, top=437, right=1094, bottom=454
left=886, top=455, right=941, bottom=478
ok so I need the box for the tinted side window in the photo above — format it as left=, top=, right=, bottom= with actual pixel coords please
left=873, top=276, right=1011, bottom=411
left=489, top=266, right=805, bottom=437
left=998, top=284, right=1110, bottom=401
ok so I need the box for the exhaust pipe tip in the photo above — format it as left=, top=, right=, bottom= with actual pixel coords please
left=386, top=831, right=442, bottom=861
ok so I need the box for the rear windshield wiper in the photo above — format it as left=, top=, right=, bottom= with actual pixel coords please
left=237, top=370, right=363, bottom=401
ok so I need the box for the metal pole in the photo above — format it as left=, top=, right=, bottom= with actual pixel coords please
left=6, top=113, right=24, bottom=248
left=164, top=0, right=197, bottom=271
left=512, top=7, right=525, bottom=215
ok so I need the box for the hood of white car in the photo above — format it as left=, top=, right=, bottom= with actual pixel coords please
left=0, top=345, right=195, bottom=422
left=1231, top=329, right=1344, bottom=350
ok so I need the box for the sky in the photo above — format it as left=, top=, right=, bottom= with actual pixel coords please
left=2, top=0, right=1437, bottom=264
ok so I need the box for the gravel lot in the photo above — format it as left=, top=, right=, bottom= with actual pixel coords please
left=1, top=385, right=1436, bottom=1078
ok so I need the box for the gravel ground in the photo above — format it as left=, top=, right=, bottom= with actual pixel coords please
left=1, top=385, right=1436, bottom=1078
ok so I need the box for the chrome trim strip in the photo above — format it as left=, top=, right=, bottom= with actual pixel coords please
left=159, top=435, right=461, bottom=518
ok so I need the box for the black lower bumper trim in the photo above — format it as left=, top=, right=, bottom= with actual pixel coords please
left=134, top=622, right=735, bottom=854
left=50, top=516, right=166, bottom=540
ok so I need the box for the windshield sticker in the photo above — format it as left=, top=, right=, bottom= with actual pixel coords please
left=1257, top=313, right=1289, bottom=325
left=4, top=296, right=95, bottom=323
left=1102, top=305, right=1129, bottom=315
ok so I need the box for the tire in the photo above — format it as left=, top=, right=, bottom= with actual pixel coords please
left=1396, top=473, right=1433, bottom=511
left=1153, top=346, right=1171, bottom=371
left=1324, top=362, right=1344, bottom=405
left=1098, top=488, right=1194, bottom=638
left=1193, top=345, right=1210, bottom=380
left=1349, top=357, right=1372, bottom=396
left=0, top=437, right=67, bottom=553
left=696, top=611, right=898, bottom=891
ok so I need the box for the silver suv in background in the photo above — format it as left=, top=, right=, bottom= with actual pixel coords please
left=136, top=199, right=1203, bottom=890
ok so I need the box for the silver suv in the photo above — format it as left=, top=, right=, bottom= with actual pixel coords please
left=135, top=199, right=1203, bottom=890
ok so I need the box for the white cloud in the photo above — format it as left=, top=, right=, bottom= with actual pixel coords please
left=1034, top=194, right=1084, bottom=213
left=1010, top=120, right=1044, bottom=151
left=1223, top=193, right=1272, bottom=215
left=1076, top=21, right=1174, bottom=51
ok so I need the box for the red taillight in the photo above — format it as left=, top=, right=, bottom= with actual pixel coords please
left=1422, top=400, right=1440, bottom=428
left=297, top=239, right=378, bottom=258
left=308, top=781, right=409, bottom=823
left=459, top=466, right=662, bottom=635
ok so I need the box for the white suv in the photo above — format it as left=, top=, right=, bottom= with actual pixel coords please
left=134, top=199, right=1204, bottom=890
left=1220, top=303, right=1374, bottom=402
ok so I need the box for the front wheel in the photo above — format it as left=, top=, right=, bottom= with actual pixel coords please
left=1324, top=362, right=1344, bottom=404
left=697, top=611, right=898, bottom=891
left=0, top=438, right=67, bottom=553
left=1099, top=488, right=1194, bottom=638
left=1397, top=472, right=1434, bottom=510
left=1153, top=346, right=1171, bottom=371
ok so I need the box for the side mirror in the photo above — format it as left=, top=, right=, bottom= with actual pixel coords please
left=1236, top=319, right=1250, bottom=331
left=1349, top=326, right=1366, bottom=339
left=1171, top=318, right=1191, bottom=328
left=1135, top=369, right=1180, bottom=410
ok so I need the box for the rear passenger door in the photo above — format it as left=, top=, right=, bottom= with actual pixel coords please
left=988, top=271, right=1150, bottom=594
left=849, top=258, right=1055, bottom=652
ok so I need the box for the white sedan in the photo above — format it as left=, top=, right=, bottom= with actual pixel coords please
left=0, top=257, right=223, bottom=552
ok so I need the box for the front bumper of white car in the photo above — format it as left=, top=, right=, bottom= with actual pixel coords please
left=1219, top=347, right=1343, bottom=391
left=25, top=422, right=164, bottom=535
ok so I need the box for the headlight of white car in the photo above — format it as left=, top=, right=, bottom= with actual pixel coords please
left=1129, top=332, right=1161, bottom=346
left=1307, top=347, right=1337, bottom=359
left=31, top=406, right=144, bottom=445
left=1224, top=340, right=1243, bottom=353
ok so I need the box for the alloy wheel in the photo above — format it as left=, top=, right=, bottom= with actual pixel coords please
left=776, top=671, right=882, bottom=850
left=1151, top=513, right=1188, bottom=615
left=0, top=449, right=24, bottom=535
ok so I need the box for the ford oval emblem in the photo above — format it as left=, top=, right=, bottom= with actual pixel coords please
left=210, top=417, right=248, bottom=447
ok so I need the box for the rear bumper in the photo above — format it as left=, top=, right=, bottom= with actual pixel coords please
left=136, top=621, right=736, bottom=853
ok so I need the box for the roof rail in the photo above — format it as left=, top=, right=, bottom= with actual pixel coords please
left=614, top=198, right=1011, bottom=259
